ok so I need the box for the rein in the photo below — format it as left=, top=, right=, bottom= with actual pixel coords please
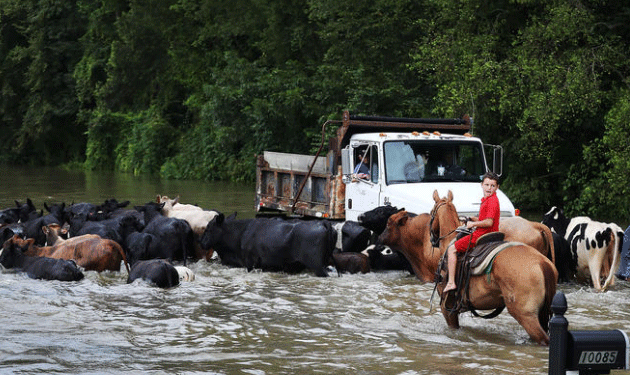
left=428, top=201, right=458, bottom=248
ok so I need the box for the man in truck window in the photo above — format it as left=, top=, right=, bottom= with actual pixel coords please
left=442, top=171, right=501, bottom=295
left=354, top=149, right=370, bottom=180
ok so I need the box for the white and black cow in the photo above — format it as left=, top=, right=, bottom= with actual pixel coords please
left=362, top=244, right=413, bottom=273
left=542, top=206, right=623, bottom=291
left=200, top=213, right=336, bottom=277
left=1, top=235, right=84, bottom=281
left=614, top=225, right=630, bottom=280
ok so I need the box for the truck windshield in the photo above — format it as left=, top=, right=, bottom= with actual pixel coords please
left=383, top=140, right=486, bottom=184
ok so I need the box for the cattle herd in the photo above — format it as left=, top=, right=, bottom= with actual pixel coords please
left=1, top=195, right=629, bottom=297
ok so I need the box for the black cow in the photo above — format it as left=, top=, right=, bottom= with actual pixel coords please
left=133, top=202, right=195, bottom=265
left=200, top=213, right=335, bottom=277
left=363, top=244, right=413, bottom=273
left=615, top=225, right=630, bottom=280
left=127, top=259, right=180, bottom=288
left=21, top=202, right=66, bottom=245
left=552, top=232, right=575, bottom=283
left=0, top=235, right=84, bottom=281
left=64, top=202, right=99, bottom=223
left=358, top=206, right=404, bottom=236
left=333, top=221, right=371, bottom=253
left=70, top=212, right=143, bottom=252
left=14, top=199, right=38, bottom=223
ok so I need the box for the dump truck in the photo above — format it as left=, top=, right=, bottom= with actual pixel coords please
left=255, top=111, right=516, bottom=221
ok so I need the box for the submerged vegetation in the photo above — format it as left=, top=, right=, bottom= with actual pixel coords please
left=1, top=0, right=629, bottom=220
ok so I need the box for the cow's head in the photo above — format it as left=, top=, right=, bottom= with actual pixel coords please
left=200, top=212, right=226, bottom=250
left=378, top=210, right=411, bottom=250
left=542, top=206, right=570, bottom=237
left=126, top=232, right=153, bottom=266
left=0, top=235, right=27, bottom=268
left=358, top=205, right=403, bottom=235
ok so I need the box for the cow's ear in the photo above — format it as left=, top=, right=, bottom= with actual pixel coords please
left=398, top=214, right=409, bottom=226
left=156, top=194, right=161, bottom=203
left=215, top=213, right=225, bottom=225
left=42, top=226, right=48, bottom=234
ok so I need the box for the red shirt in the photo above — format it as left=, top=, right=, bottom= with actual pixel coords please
left=454, top=192, right=500, bottom=252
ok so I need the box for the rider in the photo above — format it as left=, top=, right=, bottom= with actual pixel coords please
left=442, top=171, right=501, bottom=295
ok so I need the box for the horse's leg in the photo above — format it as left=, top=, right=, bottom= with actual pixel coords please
left=503, top=300, right=550, bottom=345
left=490, top=249, right=556, bottom=345
left=440, top=291, right=460, bottom=329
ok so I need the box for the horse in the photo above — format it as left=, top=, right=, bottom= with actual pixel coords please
left=378, top=190, right=558, bottom=345
left=499, top=216, right=555, bottom=264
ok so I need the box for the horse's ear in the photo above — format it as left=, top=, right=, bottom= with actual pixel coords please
left=433, top=190, right=440, bottom=203
left=447, top=190, right=453, bottom=202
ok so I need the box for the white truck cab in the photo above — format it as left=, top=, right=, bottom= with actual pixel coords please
left=342, top=131, right=515, bottom=221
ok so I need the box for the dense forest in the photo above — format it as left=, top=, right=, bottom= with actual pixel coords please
left=1, top=0, right=629, bottom=220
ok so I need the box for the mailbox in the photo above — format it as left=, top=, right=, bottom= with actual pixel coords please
left=566, top=330, right=629, bottom=372
left=549, top=292, right=630, bottom=375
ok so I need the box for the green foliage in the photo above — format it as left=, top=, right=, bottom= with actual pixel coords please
left=84, top=110, right=127, bottom=170
left=115, top=108, right=176, bottom=175
left=2, top=0, right=630, bottom=222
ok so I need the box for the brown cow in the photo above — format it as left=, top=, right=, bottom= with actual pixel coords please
left=19, top=226, right=130, bottom=273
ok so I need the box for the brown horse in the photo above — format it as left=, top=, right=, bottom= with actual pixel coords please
left=378, top=190, right=558, bottom=345
left=500, top=216, right=555, bottom=264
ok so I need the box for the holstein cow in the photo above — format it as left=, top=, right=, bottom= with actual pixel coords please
left=542, top=206, right=623, bottom=291
left=22, top=224, right=130, bottom=273
left=1, top=235, right=84, bottom=281
left=614, top=225, right=630, bottom=280
left=157, top=195, right=219, bottom=261
left=200, top=213, right=336, bottom=277
left=127, top=259, right=180, bottom=288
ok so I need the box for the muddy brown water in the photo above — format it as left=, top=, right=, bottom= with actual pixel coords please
left=1, top=165, right=629, bottom=374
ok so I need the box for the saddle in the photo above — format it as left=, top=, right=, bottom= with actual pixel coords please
left=438, top=232, right=515, bottom=318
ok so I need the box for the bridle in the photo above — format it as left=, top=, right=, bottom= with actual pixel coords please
left=429, top=200, right=458, bottom=248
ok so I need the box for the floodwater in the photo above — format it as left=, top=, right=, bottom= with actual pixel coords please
left=1, top=165, right=630, bottom=374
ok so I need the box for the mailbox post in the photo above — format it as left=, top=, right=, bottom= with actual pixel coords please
left=549, top=292, right=630, bottom=375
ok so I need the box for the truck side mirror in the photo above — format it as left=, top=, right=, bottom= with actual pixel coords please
left=341, top=148, right=352, bottom=176
left=493, top=146, right=503, bottom=177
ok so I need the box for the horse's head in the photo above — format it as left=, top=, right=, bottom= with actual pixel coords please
left=429, top=190, right=459, bottom=247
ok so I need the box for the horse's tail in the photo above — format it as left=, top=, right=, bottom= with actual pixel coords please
left=540, top=227, right=555, bottom=265
left=539, top=260, right=557, bottom=333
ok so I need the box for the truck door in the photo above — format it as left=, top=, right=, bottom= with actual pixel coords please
left=345, top=144, right=381, bottom=221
